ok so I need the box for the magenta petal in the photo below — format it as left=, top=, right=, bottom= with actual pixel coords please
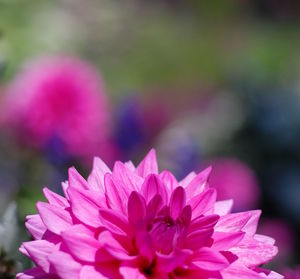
left=104, top=173, right=128, bottom=214
left=184, top=228, right=214, bottom=250
left=180, top=205, right=192, bottom=227
left=135, top=230, right=153, bottom=261
left=192, top=247, right=229, bottom=271
left=160, top=170, right=178, bottom=192
left=19, top=244, right=30, bottom=257
left=43, top=188, right=69, bottom=208
left=214, top=200, right=233, bottom=216
left=179, top=171, right=197, bottom=188
left=242, top=210, right=261, bottom=236
left=22, top=240, right=55, bottom=273
left=25, top=215, right=47, bottom=240
left=156, top=249, right=193, bottom=273
left=61, top=181, right=70, bottom=199
left=185, top=167, right=212, bottom=199
left=36, top=202, right=72, bottom=235
left=67, top=187, right=105, bottom=228
left=87, top=157, right=111, bottom=192
left=49, top=251, right=82, bottom=278
left=221, top=262, right=268, bottom=279
left=68, top=167, right=89, bottom=190
left=212, top=232, right=245, bottom=250
left=229, top=235, right=278, bottom=267
left=189, top=188, right=217, bottom=218
left=128, top=191, right=146, bottom=226
left=189, top=214, right=219, bottom=233
left=113, top=161, right=143, bottom=192
left=141, top=174, right=168, bottom=205
left=62, top=226, right=102, bottom=262
left=119, top=266, right=147, bottom=279
left=146, top=195, right=163, bottom=222
left=99, top=208, right=129, bottom=235
left=215, top=211, right=259, bottom=233
left=136, top=149, right=158, bottom=178
left=17, top=267, right=54, bottom=279
left=169, top=186, right=186, bottom=220
left=98, top=231, right=135, bottom=260
left=80, top=266, right=108, bottom=279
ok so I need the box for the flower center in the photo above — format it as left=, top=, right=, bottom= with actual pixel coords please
left=148, top=215, right=181, bottom=255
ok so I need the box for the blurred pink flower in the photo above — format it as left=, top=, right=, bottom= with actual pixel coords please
left=282, top=267, right=300, bottom=279
left=1, top=56, right=109, bottom=161
left=208, top=158, right=260, bottom=211
left=258, top=218, right=295, bottom=261
left=18, top=150, right=281, bottom=278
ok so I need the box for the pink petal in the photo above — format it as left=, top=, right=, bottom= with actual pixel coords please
left=128, top=191, right=146, bottom=227
left=124, top=160, right=136, bottom=171
left=80, top=266, right=109, bottom=279
left=87, top=157, right=111, bottom=192
left=81, top=263, right=123, bottom=279
left=180, top=205, right=192, bottom=227
left=188, top=214, right=219, bottom=234
left=99, top=208, right=129, bottom=235
left=215, top=210, right=260, bottom=234
left=61, top=226, right=102, bottom=262
left=25, top=214, right=47, bottom=240
left=254, top=234, right=275, bottom=245
left=254, top=267, right=284, bottom=279
left=188, top=188, right=217, bottom=218
left=67, top=187, right=105, bottom=227
left=62, top=181, right=69, bottom=199
left=19, top=244, right=30, bottom=257
left=135, top=230, right=153, bottom=261
left=212, top=231, right=245, bottom=250
left=48, top=251, right=82, bottom=278
left=184, top=228, right=214, bottom=250
left=185, top=167, right=212, bottom=199
left=68, top=167, right=89, bottom=190
left=156, top=249, right=193, bottom=273
left=98, top=231, right=135, bottom=260
left=229, top=235, right=278, bottom=267
left=169, top=186, right=186, bottom=220
left=36, top=202, right=72, bottom=235
left=104, top=173, right=128, bottom=214
left=159, top=170, right=178, bottom=192
left=214, top=200, right=233, bottom=216
left=119, top=266, right=147, bottom=279
left=136, top=149, right=158, bottom=178
left=221, top=262, right=267, bottom=279
left=179, top=171, right=197, bottom=188
left=113, top=161, right=143, bottom=192
left=242, top=210, right=261, bottom=236
left=141, top=174, right=168, bottom=205
left=43, top=188, right=69, bottom=208
left=146, top=195, right=163, bottom=222
left=22, top=240, right=55, bottom=273
left=192, top=247, right=229, bottom=271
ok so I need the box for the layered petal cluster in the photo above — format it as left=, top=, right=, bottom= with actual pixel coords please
left=0, top=56, right=109, bottom=160
left=18, top=150, right=282, bottom=278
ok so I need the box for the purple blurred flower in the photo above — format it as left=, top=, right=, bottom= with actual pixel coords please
left=1, top=56, right=110, bottom=161
left=208, top=158, right=260, bottom=211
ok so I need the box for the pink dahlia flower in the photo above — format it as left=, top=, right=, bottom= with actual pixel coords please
left=1, top=56, right=109, bottom=161
left=18, top=150, right=281, bottom=278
